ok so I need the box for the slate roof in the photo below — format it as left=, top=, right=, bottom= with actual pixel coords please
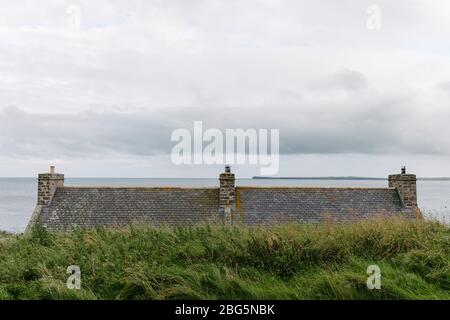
left=37, top=187, right=220, bottom=231
left=33, top=185, right=414, bottom=231
left=234, top=187, right=414, bottom=224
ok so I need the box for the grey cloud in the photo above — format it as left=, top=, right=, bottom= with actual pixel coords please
left=0, top=107, right=174, bottom=158
left=436, top=81, right=450, bottom=93
left=0, top=94, right=447, bottom=161
left=311, top=70, right=369, bottom=92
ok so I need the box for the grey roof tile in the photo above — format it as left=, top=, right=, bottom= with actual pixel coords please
left=235, top=187, right=414, bottom=224
left=38, top=187, right=220, bottom=231
left=35, top=186, right=414, bottom=231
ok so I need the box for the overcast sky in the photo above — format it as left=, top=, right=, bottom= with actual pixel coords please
left=1, top=0, right=450, bottom=178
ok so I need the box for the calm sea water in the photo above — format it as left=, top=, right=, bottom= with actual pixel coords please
left=0, top=178, right=448, bottom=233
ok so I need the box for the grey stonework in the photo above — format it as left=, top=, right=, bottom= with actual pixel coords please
left=37, top=171, right=64, bottom=206
left=388, top=173, right=417, bottom=208
left=219, top=170, right=236, bottom=224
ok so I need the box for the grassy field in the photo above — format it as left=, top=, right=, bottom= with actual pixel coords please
left=0, top=218, right=448, bottom=300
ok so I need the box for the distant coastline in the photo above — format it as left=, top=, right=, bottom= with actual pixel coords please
left=253, top=176, right=450, bottom=181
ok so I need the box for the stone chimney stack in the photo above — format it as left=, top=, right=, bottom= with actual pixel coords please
left=388, top=166, right=417, bottom=208
left=219, top=165, right=236, bottom=224
left=37, top=166, right=64, bottom=206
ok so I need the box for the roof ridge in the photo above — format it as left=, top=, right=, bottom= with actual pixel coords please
left=59, top=186, right=219, bottom=190
left=236, top=186, right=396, bottom=190
left=58, top=186, right=396, bottom=190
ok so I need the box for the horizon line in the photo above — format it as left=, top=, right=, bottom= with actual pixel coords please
left=1, top=176, right=450, bottom=181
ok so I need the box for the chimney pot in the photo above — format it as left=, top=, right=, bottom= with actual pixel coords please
left=225, top=165, right=231, bottom=173
left=50, top=166, right=55, bottom=174
left=401, top=166, right=406, bottom=174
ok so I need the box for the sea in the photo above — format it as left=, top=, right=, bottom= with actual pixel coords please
left=0, top=178, right=449, bottom=233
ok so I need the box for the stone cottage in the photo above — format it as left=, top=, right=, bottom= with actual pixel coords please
left=26, top=166, right=420, bottom=232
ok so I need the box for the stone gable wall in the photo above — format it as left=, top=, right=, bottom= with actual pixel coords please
left=388, top=173, right=417, bottom=208
left=37, top=173, right=64, bottom=206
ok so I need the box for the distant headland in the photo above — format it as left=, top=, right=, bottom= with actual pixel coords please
left=252, top=176, right=450, bottom=181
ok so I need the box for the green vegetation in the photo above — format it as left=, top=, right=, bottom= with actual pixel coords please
left=0, top=218, right=448, bottom=300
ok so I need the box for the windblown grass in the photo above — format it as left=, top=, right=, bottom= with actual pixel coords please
left=0, top=217, right=448, bottom=299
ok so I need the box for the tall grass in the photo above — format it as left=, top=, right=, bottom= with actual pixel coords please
left=0, top=217, right=448, bottom=299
